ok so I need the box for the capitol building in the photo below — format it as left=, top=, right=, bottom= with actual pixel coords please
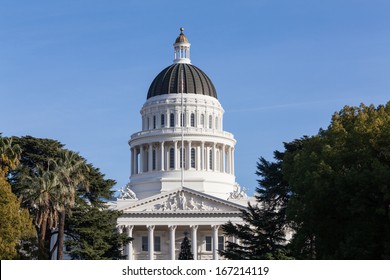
left=112, top=28, right=254, bottom=260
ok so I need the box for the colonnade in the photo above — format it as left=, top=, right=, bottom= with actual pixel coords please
left=130, top=141, right=234, bottom=175
left=120, top=224, right=222, bottom=260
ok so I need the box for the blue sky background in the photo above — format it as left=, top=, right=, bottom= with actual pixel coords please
left=1, top=0, right=389, bottom=196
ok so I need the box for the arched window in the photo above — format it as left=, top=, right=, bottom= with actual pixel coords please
left=191, top=113, right=195, bottom=127
left=169, top=148, right=175, bottom=169
left=209, top=115, right=212, bottom=129
left=153, top=116, right=156, bottom=129
left=152, top=149, right=156, bottom=170
left=200, top=114, right=205, bottom=127
left=161, top=114, right=165, bottom=127
left=170, top=113, right=175, bottom=128
left=209, top=149, right=213, bottom=170
left=191, top=148, right=196, bottom=168
left=180, top=148, right=186, bottom=169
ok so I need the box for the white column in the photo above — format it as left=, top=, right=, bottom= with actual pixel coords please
left=134, top=147, right=139, bottom=174
left=222, top=144, right=226, bottom=173
left=213, top=143, right=216, bottom=172
left=118, top=226, right=124, bottom=257
left=174, top=141, right=178, bottom=170
left=187, top=141, right=192, bottom=169
left=148, top=144, right=153, bottom=172
left=169, top=225, right=177, bottom=260
left=160, top=141, right=165, bottom=171
left=227, top=147, right=231, bottom=174
left=191, top=225, right=198, bottom=260
left=232, top=147, right=235, bottom=175
left=212, top=225, right=220, bottom=260
left=196, top=146, right=201, bottom=171
left=201, top=142, right=205, bottom=170
left=130, top=148, right=134, bottom=175
left=140, top=146, right=144, bottom=173
left=126, top=226, right=134, bottom=260
left=147, top=225, right=155, bottom=260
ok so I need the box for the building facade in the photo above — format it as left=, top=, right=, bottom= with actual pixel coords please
left=113, top=28, right=252, bottom=260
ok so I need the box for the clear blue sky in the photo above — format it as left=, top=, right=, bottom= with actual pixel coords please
left=1, top=0, right=389, bottom=196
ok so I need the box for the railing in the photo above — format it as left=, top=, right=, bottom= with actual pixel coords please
left=130, top=127, right=234, bottom=139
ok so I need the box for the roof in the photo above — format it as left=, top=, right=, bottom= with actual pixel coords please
left=175, top=27, right=189, bottom=44
left=147, top=63, right=218, bottom=99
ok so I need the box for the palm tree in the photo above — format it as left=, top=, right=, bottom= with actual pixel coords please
left=0, top=136, right=22, bottom=177
left=18, top=163, right=60, bottom=259
left=19, top=150, right=89, bottom=259
left=54, top=150, right=89, bottom=260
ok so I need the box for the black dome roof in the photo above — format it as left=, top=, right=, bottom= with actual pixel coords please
left=147, top=63, right=217, bottom=99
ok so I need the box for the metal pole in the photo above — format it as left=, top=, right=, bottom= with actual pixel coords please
left=181, top=68, right=184, bottom=188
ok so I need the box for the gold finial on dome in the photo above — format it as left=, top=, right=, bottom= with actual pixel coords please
left=175, top=27, right=189, bottom=44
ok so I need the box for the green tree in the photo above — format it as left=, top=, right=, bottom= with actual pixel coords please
left=64, top=165, right=131, bottom=260
left=0, top=135, right=35, bottom=259
left=11, top=136, right=130, bottom=259
left=284, top=103, right=390, bottom=259
left=219, top=142, right=301, bottom=260
left=178, top=233, right=193, bottom=260
left=18, top=164, right=60, bottom=258
left=54, top=150, right=89, bottom=260
left=0, top=135, right=22, bottom=177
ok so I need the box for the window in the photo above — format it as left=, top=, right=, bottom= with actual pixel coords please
left=180, top=113, right=185, bottom=127
left=169, top=148, right=175, bottom=169
left=142, top=236, right=148, bottom=251
left=180, top=148, right=186, bottom=169
left=141, top=236, right=161, bottom=252
left=200, top=114, right=205, bottom=127
left=218, top=236, right=224, bottom=251
left=161, top=114, right=165, bottom=127
left=191, top=148, right=196, bottom=168
left=170, top=113, right=175, bottom=127
left=191, top=113, right=195, bottom=127
left=152, top=149, right=156, bottom=170
left=154, top=236, right=161, bottom=251
left=153, top=116, right=156, bottom=129
left=209, top=149, right=213, bottom=170
left=205, top=236, right=212, bottom=251
left=209, top=115, right=212, bottom=129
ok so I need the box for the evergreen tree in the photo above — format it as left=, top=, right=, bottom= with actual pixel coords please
left=284, top=103, right=390, bottom=259
left=220, top=141, right=303, bottom=260
left=64, top=165, right=132, bottom=259
left=0, top=135, right=36, bottom=259
left=10, top=136, right=130, bottom=259
left=178, top=232, right=193, bottom=260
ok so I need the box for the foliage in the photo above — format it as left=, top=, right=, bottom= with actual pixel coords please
left=0, top=135, right=36, bottom=259
left=0, top=135, right=22, bottom=178
left=284, top=103, right=390, bottom=259
left=178, top=233, right=193, bottom=260
left=65, top=199, right=130, bottom=259
left=219, top=143, right=300, bottom=260
left=64, top=165, right=131, bottom=260
left=10, top=136, right=130, bottom=259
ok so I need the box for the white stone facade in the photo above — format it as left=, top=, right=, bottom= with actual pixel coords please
left=113, top=28, right=251, bottom=260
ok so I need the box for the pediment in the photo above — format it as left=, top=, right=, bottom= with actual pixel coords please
left=121, top=187, right=246, bottom=214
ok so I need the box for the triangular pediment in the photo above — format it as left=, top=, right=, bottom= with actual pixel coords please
left=120, top=187, right=247, bottom=214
